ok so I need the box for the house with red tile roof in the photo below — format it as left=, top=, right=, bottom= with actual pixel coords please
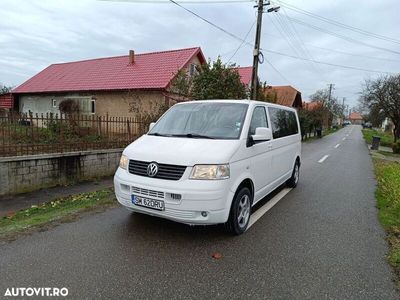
left=12, top=47, right=207, bottom=116
left=348, top=112, right=363, bottom=125
left=263, top=85, right=302, bottom=108
left=234, top=66, right=253, bottom=89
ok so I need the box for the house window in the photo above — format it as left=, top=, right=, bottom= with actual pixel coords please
left=90, top=99, right=96, bottom=114
left=189, top=64, right=198, bottom=77
left=52, top=99, right=57, bottom=108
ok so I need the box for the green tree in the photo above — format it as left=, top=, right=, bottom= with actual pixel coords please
left=0, top=84, right=12, bottom=95
left=360, top=74, right=400, bottom=142
left=170, top=58, right=247, bottom=100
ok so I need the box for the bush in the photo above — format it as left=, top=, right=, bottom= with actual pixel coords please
left=393, top=141, right=400, bottom=154
left=59, top=99, right=80, bottom=114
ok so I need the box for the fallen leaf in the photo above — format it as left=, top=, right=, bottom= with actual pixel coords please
left=212, top=252, right=222, bottom=260
left=6, top=212, right=16, bottom=219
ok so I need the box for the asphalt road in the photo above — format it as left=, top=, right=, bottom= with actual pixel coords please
left=0, top=125, right=398, bottom=299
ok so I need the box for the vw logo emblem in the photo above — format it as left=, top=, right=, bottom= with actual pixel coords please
left=147, top=162, right=159, bottom=177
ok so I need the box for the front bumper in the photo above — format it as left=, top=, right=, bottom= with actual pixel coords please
left=114, top=167, right=234, bottom=225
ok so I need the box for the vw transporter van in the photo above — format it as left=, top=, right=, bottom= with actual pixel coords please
left=114, top=100, right=301, bottom=234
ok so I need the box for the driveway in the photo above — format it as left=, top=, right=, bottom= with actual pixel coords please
left=0, top=125, right=397, bottom=299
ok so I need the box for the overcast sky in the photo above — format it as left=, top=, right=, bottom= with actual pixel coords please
left=1, top=0, right=399, bottom=107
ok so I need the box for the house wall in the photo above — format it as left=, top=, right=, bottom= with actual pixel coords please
left=19, top=91, right=167, bottom=117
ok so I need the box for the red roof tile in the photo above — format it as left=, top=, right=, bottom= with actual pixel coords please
left=13, top=47, right=205, bottom=94
left=349, top=112, right=363, bottom=120
left=234, top=66, right=253, bottom=86
left=264, top=85, right=302, bottom=107
left=303, top=101, right=323, bottom=111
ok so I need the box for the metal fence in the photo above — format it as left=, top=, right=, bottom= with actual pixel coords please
left=0, top=112, right=149, bottom=157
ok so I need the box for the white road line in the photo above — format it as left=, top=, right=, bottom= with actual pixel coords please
left=318, top=155, right=329, bottom=163
left=335, top=143, right=340, bottom=148
left=247, top=188, right=292, bottom=230
left=342, top=137, right=346, bottom=141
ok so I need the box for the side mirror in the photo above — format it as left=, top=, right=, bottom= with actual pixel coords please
left=252, top=127, right=273, bottom=142
left=148, top=122, right=156, bottom=132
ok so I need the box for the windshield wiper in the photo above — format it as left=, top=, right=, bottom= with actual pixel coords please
left=170, top=133, right=215, bottom=139
left=148, top=132, right=171, bottom=137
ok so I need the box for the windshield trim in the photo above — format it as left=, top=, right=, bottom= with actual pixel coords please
left=148, top=103, right=249, bottom=140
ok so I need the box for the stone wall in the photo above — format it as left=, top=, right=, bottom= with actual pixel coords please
left=0, top=149, right=122, bottom=196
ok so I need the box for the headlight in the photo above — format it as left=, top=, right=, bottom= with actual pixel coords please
left=190, top=164, right=230, bottom=180
left=119, top=154, right=129, bottom=170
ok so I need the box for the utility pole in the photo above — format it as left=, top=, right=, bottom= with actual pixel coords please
left=341, top=97, right=346, bottom=125
left=327, top=83, right=334, bottom=103
left=250, top=1, right=279, bottom=100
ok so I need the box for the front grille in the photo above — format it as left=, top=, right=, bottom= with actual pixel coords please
left=128, top=160, right=186, bottom=181
left=132, top=186, right=164, bottom=199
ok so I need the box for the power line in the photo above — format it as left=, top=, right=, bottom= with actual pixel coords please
left=287, top=16, right=400, bottom=56
left=273, top=11, right=324, bottom=78
left=278, top=8, right=324, bottom=76
left=262, top=48, right=395, bottom=74
left=273, top=0, right=400, bottom=45
left=262, top=31, right=400, bottom=63
left=101, top=0, right=252, bottom=3
left=227, top=20, right=256, bottom=64
left=306, top=44, right=400, bottom=64
left=264, top=58, right=294, bottom=85
left=168, top=0, right=246, bottom=44
left=168, top=0, right=394, bottom=76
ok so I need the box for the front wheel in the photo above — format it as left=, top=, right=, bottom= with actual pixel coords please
left=286, top=161, right=300, bottom=188
left=225, top=187, right=252, bottom=235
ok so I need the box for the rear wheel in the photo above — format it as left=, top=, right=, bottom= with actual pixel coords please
left=286, top=161, right=300, bottom=188
left=225, top=187, right=252, bottom=235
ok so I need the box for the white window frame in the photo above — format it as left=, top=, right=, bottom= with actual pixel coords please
left=52, top=99, right=57, bottom=108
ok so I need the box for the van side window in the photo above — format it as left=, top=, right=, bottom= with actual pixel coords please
left=268, top=107, right=298, bottom=139
left=249, top=106, right=268, bottom=136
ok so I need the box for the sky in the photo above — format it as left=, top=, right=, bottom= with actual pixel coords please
left=0, top=0, right=399, bottom=108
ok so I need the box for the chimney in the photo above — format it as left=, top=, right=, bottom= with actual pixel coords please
left=129, top=50, right=135, bottom=64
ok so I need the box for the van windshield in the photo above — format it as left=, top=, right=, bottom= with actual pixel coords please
left=148, top=102, right=249, bottom=139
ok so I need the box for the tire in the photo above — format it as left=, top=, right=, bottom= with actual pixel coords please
left=225, top=187, right=252, bottom=235
left=286, top=161, right=300, bottom=188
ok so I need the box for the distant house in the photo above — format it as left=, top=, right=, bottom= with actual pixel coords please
left=12, top=47, right=206, bottom=116
left=303, top=100, right=331, bottom=128
left=348, top=112, right=363, bottom=125
left=234, top=66, right=253, bottom=90
left=263, top=85, right=302, bottom=108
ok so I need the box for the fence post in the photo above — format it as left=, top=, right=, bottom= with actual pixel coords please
left=127, top=118, right=131, bottom=139
left=106, top=112, right=109, bottom=137
left=97, top=116, right=102, bottom=136
left=60, top=113, right=64, bottom=153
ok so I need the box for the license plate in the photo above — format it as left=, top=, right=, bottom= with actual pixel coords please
left=131, top=195, right=165, bottom=211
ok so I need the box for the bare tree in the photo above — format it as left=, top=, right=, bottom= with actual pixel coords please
left=309, top=88, right=344, bottom=128
left=360, top=74, right=400, bottom=141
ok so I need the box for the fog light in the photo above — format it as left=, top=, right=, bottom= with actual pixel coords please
left=201, top=211, right=208, bottom=217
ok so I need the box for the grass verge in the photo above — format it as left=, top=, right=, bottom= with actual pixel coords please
left=0, top=188, right=117, bottom=241
left=373, top=158, right=400, bottom=285
left=362, top=128, right=394, bottom=147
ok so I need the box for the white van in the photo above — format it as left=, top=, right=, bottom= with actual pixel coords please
left=114, top=100, right=301, bottom=234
